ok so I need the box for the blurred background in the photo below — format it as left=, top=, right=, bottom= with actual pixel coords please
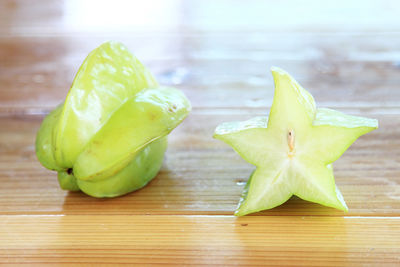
left=1, top=0, right=399, bottom=114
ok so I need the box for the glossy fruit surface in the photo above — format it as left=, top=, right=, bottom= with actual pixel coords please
left=214, top=67, right=378, bottom=216
left=36, top=41, right=191, bottom=197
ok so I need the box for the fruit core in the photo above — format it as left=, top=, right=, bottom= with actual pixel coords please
left=287, top=129, right=295, bottom=158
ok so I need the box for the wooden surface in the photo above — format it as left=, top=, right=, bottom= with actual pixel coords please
left=1, top=0, right=400, bottom=265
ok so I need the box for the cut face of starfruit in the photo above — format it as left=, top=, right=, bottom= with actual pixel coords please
left=36, top=41, right=191, bottom=197
left=213, top=67, right=378, bottom=216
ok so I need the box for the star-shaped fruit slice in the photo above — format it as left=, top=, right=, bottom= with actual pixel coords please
left=213, top=67, right=378, bottom=216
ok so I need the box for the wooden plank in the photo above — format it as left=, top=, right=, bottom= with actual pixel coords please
left=0, top=215, right=399, bottom=265
left=1, top=34, right=400, bottom=114
left=0, top=112, right=398, bottom=216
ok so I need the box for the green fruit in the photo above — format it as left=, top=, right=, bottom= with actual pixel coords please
left=36, top=41, right=191, bottom=197
left=54, top=41, right=158, bottom=168
left=214, top=67, right=378, bottom=216
left=76, top=137, right=167, bottom=197
left=35, top=104, right=64, bottom=172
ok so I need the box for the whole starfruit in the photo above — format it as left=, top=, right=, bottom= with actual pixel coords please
left=36, top=41, right=191, bottom=197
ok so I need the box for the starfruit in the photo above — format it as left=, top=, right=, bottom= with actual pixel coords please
left=36, top=41, right=191, bottom=197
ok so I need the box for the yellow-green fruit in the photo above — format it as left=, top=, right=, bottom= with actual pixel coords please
left=214, top=67, right=378, bottom=216
left=36, top=41, right=191, bottom=197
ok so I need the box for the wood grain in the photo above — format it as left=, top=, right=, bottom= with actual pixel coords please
left=1, top=34, right=400, bottom=113
left=1, top=215, right=399, bottom=265
left=1, top=0, right=400, bottom=265
left=0, top=112, right=398, bottom=217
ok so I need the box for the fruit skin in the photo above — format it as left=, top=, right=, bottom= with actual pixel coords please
left=53, top=41, right=159, bottom=169
left=76, top=137, right=167, bottom=198
left=35, top=104, right=64, bottom=172
left=73, top=87, right=191, bottom=182
left=214, top=67, right=378, bottom=216
left=57, top=171, right=80, bottom=191
left=36, top=41, right=191, bottom=197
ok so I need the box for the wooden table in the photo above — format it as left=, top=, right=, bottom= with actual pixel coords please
left=1, top=0, right=399, bottom=265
